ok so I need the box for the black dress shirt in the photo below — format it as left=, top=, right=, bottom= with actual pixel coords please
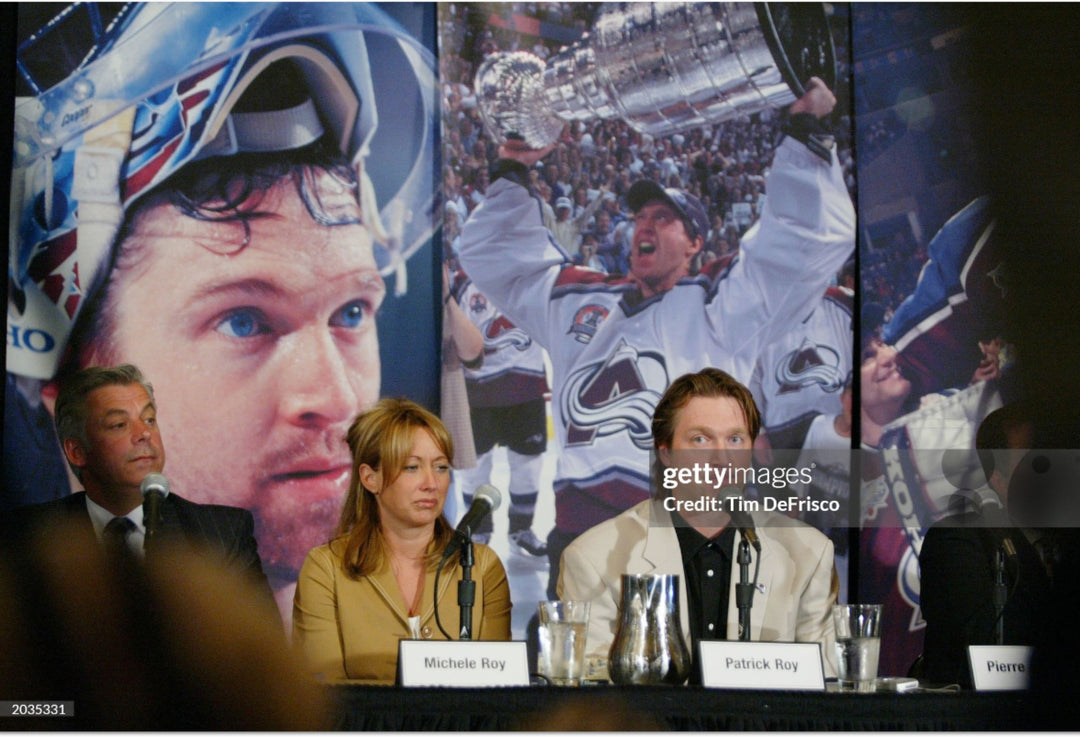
left=673, top=511, right=736, bottom=684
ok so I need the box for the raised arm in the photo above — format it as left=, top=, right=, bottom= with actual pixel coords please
left=458, top=145, right=569, bottom=347
left=704, top=80, right=855, bottom=370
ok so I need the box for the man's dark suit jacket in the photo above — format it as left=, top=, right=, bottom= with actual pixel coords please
left=919, top=513, right=1052, bottom=688
left=4, top=491, right=277, bottom=615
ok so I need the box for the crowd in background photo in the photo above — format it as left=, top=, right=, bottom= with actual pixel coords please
left=439, top=2, right=857, bottom=281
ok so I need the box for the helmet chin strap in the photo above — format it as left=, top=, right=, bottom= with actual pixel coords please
left=72, top=105, right=135, bottom=304
left=7, top=107, right=136, bottom=380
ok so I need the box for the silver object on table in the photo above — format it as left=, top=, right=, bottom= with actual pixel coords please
left=474, top=2, right=835, bottom=148
left=608, top=573, right=691, bottom=685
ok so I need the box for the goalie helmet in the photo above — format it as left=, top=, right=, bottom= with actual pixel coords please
left=9, top=2, right=437, bottom=379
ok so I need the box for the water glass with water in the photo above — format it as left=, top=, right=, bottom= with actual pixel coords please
left=538, top=600, right=590, bottom=686
left=832, top=603, right=882, bottom=693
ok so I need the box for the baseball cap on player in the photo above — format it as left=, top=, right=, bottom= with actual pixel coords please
left=627, top=180, right=709, bottom=242
left=8, top=2, right=438, bottom=380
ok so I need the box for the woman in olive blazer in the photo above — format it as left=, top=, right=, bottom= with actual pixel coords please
left=293, top=399, right=511, bottom=683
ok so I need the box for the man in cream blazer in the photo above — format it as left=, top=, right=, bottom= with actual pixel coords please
left=558, top=498, right=838, bottom=678
left=556, top=368, right=839, bottom=681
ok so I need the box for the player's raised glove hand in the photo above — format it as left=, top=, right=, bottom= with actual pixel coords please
left=498, top=137, right=557, bottom=167
left=789, top=77, right=836, bottom=119
left=783, top=77, right=837, bottom=162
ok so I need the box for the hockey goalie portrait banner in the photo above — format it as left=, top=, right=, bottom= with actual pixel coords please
left=4, top=2, right=441, bottom=626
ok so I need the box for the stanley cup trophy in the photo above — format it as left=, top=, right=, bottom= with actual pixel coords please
left=474, top=2, right=836, bottom=148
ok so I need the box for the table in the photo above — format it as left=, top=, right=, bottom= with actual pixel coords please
left=328, top=684, right=1033, bottom=731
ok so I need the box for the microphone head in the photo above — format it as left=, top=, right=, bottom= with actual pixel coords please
left=721, top=488, right=753, bottom=529
left=1001, top=537, right=1018, bottom=560
left=726, top=507, right=761, bottom=551
left=474, top=484, right=502, bottom=512
left=728, top=508, right=754, bottom=529
left=140, top=473, right=170, bottom=498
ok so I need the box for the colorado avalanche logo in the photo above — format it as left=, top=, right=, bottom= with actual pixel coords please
left=482, top=315, right=533, bottom=352
left=775, top=339, right=845, bottom=394
left=568, top=304, right=609, bottom=344
left=561, top=340, right=666, bottom=449
left=898, top=544, right=926, bottom=632
left=468, top=292, right=488, bottom=314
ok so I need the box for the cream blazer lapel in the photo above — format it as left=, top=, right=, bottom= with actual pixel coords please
left=640, top=501, right=778, bottom=643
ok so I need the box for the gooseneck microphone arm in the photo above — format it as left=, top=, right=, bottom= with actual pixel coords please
left=140, top=473, right=170, bottom=552
left=736, top=536, right=755, bottom=641
left=993, top=537, right=1017, bottom=645
left=458, top=534, right=476, bottom=640
left=433, top=485, right=502, bottom=640
left=730, top=510, right=762, bottom=642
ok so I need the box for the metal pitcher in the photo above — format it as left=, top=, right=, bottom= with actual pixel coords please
left=608, top=573, right=691, bottom=685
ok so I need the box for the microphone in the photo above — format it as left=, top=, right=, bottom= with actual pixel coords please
left=444, top=485, right=502, bottom=559
left=994, top=537, right=1016, bottom=645
left=141, top=473, right=170, bottom=548
left=433, top=485, right=502, bottom=641
left=727, top=507, right=761, bottom=553
left=728, top=501, right=761, bottom=642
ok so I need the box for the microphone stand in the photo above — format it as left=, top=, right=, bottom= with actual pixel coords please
left=736, top=534, right=754, bottom=641
left=993, top=546, right=1008, bottom=645
left=143, top=491, right=163, bottom=554
left=458, top=533, right=476, bottom=641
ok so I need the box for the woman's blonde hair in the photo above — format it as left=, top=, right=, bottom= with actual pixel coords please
left=336, top=398, right=455, bottom=579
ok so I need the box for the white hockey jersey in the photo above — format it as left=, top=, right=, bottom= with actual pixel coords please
left=452, top=272, right=549, bottom=407
left=750, top=286, right=853, bottom=450
left=459, top=138, right=855, bottom=534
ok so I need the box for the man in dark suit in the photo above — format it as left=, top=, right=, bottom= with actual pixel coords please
left=5, top=364, right=275, bottom=614
left=919, top=403, right=1052, bottom=687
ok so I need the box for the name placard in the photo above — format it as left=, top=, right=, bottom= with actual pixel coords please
left=968, top=645, right=1033, bottom=691
left=398, top=640, right=530, bottom=687
left=699, top=640, right=825, bottom=690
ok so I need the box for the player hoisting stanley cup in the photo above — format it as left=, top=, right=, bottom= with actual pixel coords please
left=473, top=2, right=836, bottom=147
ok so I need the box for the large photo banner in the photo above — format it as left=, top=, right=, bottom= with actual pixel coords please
left=438, top=1, right=855, bottom=645
left=4, top=2, right=441, bottom=625
left=853, top=4, right=1014, bottom=677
